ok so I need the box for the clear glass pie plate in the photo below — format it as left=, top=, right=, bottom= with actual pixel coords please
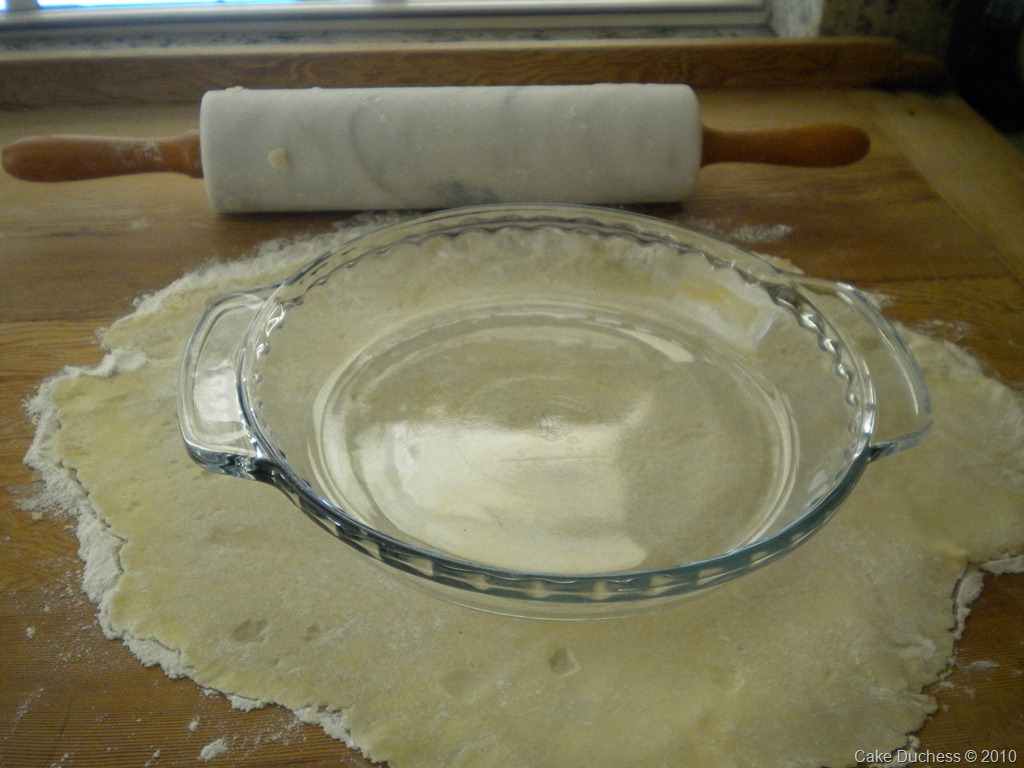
left=180, top=204, right=931, bottom=619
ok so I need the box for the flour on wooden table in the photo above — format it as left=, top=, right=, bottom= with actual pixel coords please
left=199, top=737, right=230, bottom=761
left=680, top=216, right=794, bottom=245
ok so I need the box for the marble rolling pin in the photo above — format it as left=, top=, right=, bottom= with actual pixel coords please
left=2, top=84, right=870, bottom=212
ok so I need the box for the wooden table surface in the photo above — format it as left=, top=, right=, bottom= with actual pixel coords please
left=1, top=39, right=1023, bottom=768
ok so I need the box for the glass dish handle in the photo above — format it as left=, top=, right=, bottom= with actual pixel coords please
left=179, top=289, right=270, bottom=479
left=794, top=277, right=933, bottom=461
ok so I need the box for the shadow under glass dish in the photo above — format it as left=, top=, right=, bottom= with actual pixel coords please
left=180, top=205, right=931, bottom=619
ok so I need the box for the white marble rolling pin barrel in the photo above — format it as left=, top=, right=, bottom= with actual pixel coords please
left=1, top=84, right=870, bottom=212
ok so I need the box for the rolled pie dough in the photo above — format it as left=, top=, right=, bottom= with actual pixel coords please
left=25, top=219, right=1024, bottom=768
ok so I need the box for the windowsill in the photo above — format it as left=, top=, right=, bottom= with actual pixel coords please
left=0, top=27, right=773, bottom=56
left=0, top=1, right=773, bottom=54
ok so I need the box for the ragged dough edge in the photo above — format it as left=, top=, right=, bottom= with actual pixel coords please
left=295, top=705, right=354, bottom=744
left=229, top=693, right=268, bottom=712
left=947, top=557, right=1024, bottom=645
left=947, top=555, right=1024, bottom=634
left=22, top=347, right=201, bottom=681
left=120, top=210, right=406, bottom=328
left=952, top=569, right=986, bottom=641
left=926, top=332, right=1024, bottom=627
left=23, top=348, right=147, bottom=520
left=20, top=215, right=402, bottom=693
left=982, top=553, right=1024, bottom=574
left=19, top=221, right=1024, bottom=767
left=928, top=332, right=1024, bottom=636
left=22, top=350, right=144, bottom=606
left=888, top=562, right=1018, bottom=768
left=886, top=333, right=1024, bottom=768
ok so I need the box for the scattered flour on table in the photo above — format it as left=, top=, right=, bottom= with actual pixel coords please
left=682, top=216, right=794, bottom=245
left=199, top=737, right=230, bottom=761
left=12, top=687, right=44, bottom=725
left=961, top=659, right=1001, bottom=672
left=730, top=222, right=794, bottom=243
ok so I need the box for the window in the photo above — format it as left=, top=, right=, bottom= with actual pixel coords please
left=0, top=0, right=769, bottom=37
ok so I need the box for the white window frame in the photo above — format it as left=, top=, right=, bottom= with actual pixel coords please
left=0, top=0, right=769, bottom=38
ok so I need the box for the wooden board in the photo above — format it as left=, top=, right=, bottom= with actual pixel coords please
left=0, top=38, right=943, bottom=109
left=1, top=41, right=1023, bottom=767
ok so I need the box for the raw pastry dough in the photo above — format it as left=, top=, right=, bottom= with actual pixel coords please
left=26, top=221, right=1024, bottom=768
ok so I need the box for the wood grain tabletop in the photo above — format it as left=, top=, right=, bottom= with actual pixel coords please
left=1, top=38, right=1022, bottom=768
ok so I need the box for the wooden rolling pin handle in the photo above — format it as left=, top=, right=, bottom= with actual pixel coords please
left=1, top=131, right=203, bottom=181
left=701, top=123, right=871, bottom=168
left=2, top=122, right=870, bottom=184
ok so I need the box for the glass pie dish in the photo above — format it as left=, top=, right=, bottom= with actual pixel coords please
left=179, top=204, right=931, bottom=620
